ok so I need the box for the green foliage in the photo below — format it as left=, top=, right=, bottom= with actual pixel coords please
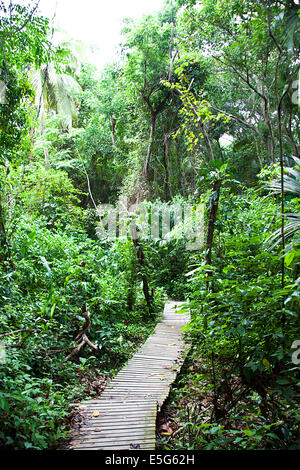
left=0, top=353, right=77, bottom=449
left=10, top=163, right=84, bottom=229
left=0, top=2, right=51, bottom=163
left=0, top=218, right=163, bottom=449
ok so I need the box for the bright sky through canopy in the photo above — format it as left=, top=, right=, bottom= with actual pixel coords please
left=38, top=0, right=166, bottom=70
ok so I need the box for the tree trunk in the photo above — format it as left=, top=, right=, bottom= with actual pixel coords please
left=110, top=116, right=117, bottom=150
left=284, top=113, right=299, bottom=158
left=143, top=112, right=156, bottom=179
left=163, top=133, right=170, bottom=201
left=40, top=110, right=50, bottom=168
left=0, top=197, right=10, bottom=265
left=256, top=78, right=276, bottom=165
left=132, top=238, right=153, bottom=314
left=205, top=178, right=222, bottom=267
left=29, top=127, right=35, bottom=162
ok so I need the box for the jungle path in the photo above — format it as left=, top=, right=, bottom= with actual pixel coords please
left=69, top=300, right=190, bottom=450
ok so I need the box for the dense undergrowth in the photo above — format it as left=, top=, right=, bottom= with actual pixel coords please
left=0, top=164, right=190, bottom=449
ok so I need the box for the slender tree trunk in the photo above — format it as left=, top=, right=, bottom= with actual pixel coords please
left=202, top=126, right=215, bottom=163
left=29, top=127, right=35, bottom=162
left=262, top=102, right=276, bottom=165
left=163, top=133, right=170, bottom=201
left=126, top=265, right=136, bottom=312
left=205, top=178, right=222, bottom=268
left=168, top=8, right=177, bottom=82
left=284, top=114, right=299, bottom=158
left=278, top=105, right=286, bottom=328
left=3, top=160, right=13, bottom=224
left=143, top=111, right=156, bottom=179
left=0, top=197, right=10, bottom=265
left=253, top=133, right=264, bottom=169
left=110, top=116, right=117, bottom=150
left=256, top=78, right=276, bottom=165
left=132, top=238, right=153, bottom=314
left=276, top=71, right=298, bottom=328
left=41, top=111, right=50, bottom=168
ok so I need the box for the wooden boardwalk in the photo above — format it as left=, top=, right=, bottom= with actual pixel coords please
left=69, top=300, right=190, bottom=450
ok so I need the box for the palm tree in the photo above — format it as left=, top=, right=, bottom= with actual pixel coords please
left=28, top=38, right=83, bottom=165
left=30, top=33, right=89, bottom=131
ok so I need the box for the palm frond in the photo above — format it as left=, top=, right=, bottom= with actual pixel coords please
left=266, top=213, right=300, bottom=251
left=30, top=62, right=82, bottom=131
left=268, top=156, right=300, bottom=196
left=269, top=175, right=300, bottom=196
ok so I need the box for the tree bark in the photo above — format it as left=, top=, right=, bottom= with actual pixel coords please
left=205, top=178, right=222, bottom=267
left=65, top=305, right=97, bottom=362
left=0, top=197, right=9, bottom=265
left=143, top=111, right=156, bottom=179
left=40, top=110, right=50, bottom=168
left=284, top=114, right=299, bottom=158
left=163, top=133, right=170, bottom=201
left=110, top=116, right=117, bottom=150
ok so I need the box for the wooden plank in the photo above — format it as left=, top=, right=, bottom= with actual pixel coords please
left=75, top=431, right=155, bottom=441
left=73, top=441, right=156, bottom=450
left=84, top=406, right=157, bottom=413
left=104, top=382, right=175, bottom=388
left=79, top=399, right=155, bottom=405
left=110, top=374, right=171, bottom=378
left=83, top=408, right=158, bottom=414
left=81, top=401, right=157, bottom=406
left=79, top=414, right=156, bottom=421
left=73, top=440, right=156, bottom=449
left=80, top=405, right=156, bottom=411
left=133, top=355, right=175, bottom=360
left=84, top=413, right=157, bottom=420
left=77, top=428, right=156, bottom=434
left=114, top=374, right=173, bottom=378
left=123, top=363, right=176, bottom=368
left=79, top=405, right=156, bottom=410
left=74, top=439, right=156, bottom=446
left=76, top=428, right=155, bottom=438
left=84, top=414, right=156, bottom=422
